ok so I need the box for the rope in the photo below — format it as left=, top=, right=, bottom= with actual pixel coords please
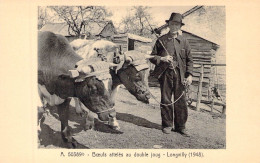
left=148, top=61, right=189, bottom=106
left=149, top=90, right=185, bottom=106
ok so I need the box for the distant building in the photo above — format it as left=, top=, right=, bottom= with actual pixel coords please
left=112, top=33, right=152, bottom=52
left=40, top=21, right=117, bottom=42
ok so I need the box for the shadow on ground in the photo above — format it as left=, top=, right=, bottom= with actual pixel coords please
left=38, top=123, right=89, bottom=149
left=116, top=112, right=161, bottom=130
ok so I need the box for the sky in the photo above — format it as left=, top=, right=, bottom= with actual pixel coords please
left=41, top=6, right=194, bottom=29
left=107, top=6, right=194, bottom=28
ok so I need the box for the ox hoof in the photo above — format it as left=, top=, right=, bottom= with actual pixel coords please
left=84, top=123, right=94, bottom=131
left=84, top=115, right=95, bottom=131
left=61, top=126, right=77, bottom=148
left=108, top=117, right=120, bottom=130
left=61, top=136, right=78, bottom=148
left=67, top=139, right=77, bottom=149
left=110, top=125, right=120, bottom=131
left=43, top=109, right=50, bottom=117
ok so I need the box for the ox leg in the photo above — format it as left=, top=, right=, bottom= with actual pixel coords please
left=57, top=99, right=77, bottom=148
left=74, top=97, right=87, bottom=117
left=77, top=99, right=95, bottom=130
left=37, top=106, right=45, bottom=138
left=37, top=95, right=49, bottom=134
left=84, top=112, right=95, bottom=131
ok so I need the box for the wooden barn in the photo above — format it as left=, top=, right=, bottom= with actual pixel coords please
left=112, top=33, right=152, bottom=52
left=40, top=21, right=117, bottom=42
left=182, top=30, right=219, bottom=102
left=182, top=6, right=226, bottom=102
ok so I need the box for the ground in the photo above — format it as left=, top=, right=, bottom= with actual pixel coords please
left=38, top=87, right=226, bottom=149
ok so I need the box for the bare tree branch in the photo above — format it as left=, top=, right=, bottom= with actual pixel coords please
left=118, top=6, right=156, bottom=38
left=47, top=6, right=111, bottom=37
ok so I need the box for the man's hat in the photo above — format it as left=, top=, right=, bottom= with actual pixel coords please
left=165, top=12, right=185, bottom=26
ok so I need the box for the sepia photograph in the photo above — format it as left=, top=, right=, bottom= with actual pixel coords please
left=37, top=5, right=226, bottom=149
left=1, top=0, right=260, bottom=162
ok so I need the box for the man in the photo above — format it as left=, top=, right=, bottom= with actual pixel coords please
left=149, top=13, right=193, bottom=136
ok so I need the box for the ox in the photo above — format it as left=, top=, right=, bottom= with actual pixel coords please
left=70, top=39, right=151, bottom=105
left=70, top=39, right=152, bottom=129
left=38, top=31, right=119, bottom=148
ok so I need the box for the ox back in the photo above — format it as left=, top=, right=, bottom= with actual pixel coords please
left=38, top=31, right=82, bottom=101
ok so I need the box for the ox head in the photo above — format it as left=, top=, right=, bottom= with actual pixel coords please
left=93, top=47, right=152, bottom=104
left=70, top=60, right=118, bottom=126
left=110, top=50, right=151, bottom=104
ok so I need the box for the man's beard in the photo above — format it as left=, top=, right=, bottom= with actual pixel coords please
left=170, top=30, right=179, bottom=34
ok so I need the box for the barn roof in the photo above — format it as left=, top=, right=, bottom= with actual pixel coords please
left=85, top=21, right=114, bottom=36
left=40, top=21, right=115, bottom=36
left=114, top=33, right=152, bottom=43
left=182, top=30, right=219, bottom=47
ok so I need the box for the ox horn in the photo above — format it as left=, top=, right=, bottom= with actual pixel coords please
left=69, top=70, right=80, bottom=78
left=109, top=63, right=119, bottom=68
left=76, top=65, right=92, bottom=74
left=125, top=56, right=133, bottom=63
left=145, top=54, right=154, bottom=59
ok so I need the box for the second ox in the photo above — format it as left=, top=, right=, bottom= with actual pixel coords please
left=70, top=39, right=152, bottom=129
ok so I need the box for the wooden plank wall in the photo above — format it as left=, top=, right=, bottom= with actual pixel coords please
left=183, top=32, right=216, bottom=101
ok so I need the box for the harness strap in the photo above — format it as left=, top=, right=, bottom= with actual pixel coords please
left=96, top=108, right=115, bottom=114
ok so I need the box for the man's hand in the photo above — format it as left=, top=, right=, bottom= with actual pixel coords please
left=160, top=55, right=173, bottom=62
left=184, top=75, right=192, bottom=86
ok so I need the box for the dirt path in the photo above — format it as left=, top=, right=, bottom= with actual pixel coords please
left=38, top=87, right=226, bottom=149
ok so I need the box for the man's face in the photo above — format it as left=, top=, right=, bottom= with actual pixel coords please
left=168, top=21, right=181, bottom=33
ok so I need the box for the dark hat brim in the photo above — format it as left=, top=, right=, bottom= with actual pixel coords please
left=166, top=20, right=185, bottom=26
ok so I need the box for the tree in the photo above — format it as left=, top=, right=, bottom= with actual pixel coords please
left=48, top=6, right=112, bottom=37
left=38, top=7, right=49, bottom=30
left=118, top=6, right=156, bottom=38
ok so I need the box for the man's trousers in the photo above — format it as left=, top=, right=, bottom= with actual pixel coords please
left=158, top=68, right=188, bottom=130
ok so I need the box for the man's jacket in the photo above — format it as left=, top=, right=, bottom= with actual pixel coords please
left=149, top=32, right=193, bottom=81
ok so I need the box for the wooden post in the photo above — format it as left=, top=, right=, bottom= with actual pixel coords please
left=221, top=105, right=226, bottom=117
left=211, top=98, right=214, bottom=113
left=196, top=64, right=204, bottom=111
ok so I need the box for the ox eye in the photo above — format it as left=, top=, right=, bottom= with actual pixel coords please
left=135, top=73, right=141, bottom=80
left=90, top=86, right=98, bottom=94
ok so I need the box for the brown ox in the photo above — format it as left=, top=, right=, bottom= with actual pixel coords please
left=38, top=31, right=119, bottom=148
